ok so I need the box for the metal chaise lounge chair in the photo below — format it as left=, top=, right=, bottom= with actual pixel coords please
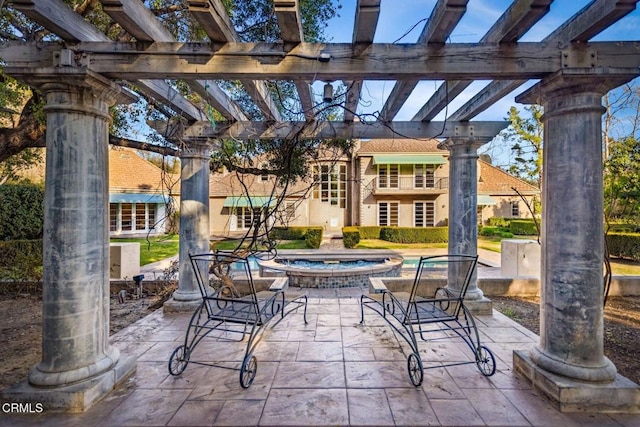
left=360, top=254, right=496, bottom=386
left=168, top=251, right=308, bottom=388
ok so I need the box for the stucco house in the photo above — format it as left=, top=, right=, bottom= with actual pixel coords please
left=108, top=148, right=178, bottom=236
left=207, top=139, right=539, bottom=235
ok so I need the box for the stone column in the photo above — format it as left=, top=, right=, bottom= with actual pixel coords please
left=522, top=75, right=616, bottom=382
left=2, top=68, right=135, bottom=411
left=439, top=138, right=491, bottom=312
left=164, top=142, right=211, bottom=311
left=512, top=72, right=640, bottom=413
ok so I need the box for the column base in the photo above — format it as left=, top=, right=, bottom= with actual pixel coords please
left=1, top=352, right=136, bottom=413
left=464, top=296, right=493, bottom=315
left=514, top=350, right=640, bottom=413
left=163, top=296, right=202, bottom=313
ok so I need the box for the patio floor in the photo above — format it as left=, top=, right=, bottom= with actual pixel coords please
left=3, top=288, right=640, bottom=426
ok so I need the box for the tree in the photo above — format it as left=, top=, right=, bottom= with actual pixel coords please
left=0, top=0, right=341, bottom=161
left=500, top=105, right=544, bottom=186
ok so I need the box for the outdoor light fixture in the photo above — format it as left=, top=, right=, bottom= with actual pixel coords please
left=323, top=82, right=334, bottom=103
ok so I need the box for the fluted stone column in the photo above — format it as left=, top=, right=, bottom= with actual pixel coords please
left=2, top=68, right=135, bottom=411
left=513, top=72, right=640, bottom=412
left=164, top=142, right=211, bottom=312
left=439, top=138, right=491, bottom=313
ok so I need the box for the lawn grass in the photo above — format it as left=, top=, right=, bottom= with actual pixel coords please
left=110, top=235, right=179, bottom=265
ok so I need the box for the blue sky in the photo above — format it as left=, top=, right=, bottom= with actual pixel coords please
left=316, top=0, right=640, bottom=123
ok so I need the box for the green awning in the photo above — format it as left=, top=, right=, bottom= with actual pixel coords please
left=223, top=196, right=275, bottom=208
left=477, top=195, right=497, bottom=205
left=372, top=154, right=447, bottom=165
left=109, top=193, right=167, bottom=204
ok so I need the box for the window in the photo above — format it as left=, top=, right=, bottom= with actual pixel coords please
left=313, top=164, right=347, bottom=207
left=285, top=201, right=296, bottom=221
left=378, top=202, right=399, bottom=226
left=259, top=162, right=269, bottom=181
left=378, top=164, right=399, bottom=188
left=414, top=164, right=435, bottom=188
left=109, top=202, right=158, bottom=233
left=511, top=201, right=520, bottom=217
left=110, top=204, right=119, bottom=232
left=239, top=207, right=262, bottom=229
left=414, top=201, right=435, bottom=227
left=121, top=203, right=133, bottom=231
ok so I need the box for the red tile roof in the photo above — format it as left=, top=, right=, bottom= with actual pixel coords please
left=357, top=138, right=444, bottom=154
left=479, top=160, right=539, bottom=194
left=109, top=148, right=179, bottom=195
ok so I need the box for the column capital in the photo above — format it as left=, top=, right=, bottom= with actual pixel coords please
left=4, top=66, right=126, bottom=105
left=438, top=137, right=487, bottom=159
left=516, top=69, right=634, bottom=105
left=179, top=141, right=213, bottom=160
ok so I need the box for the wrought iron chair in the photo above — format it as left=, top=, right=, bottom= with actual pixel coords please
left=168, top=251, right=308, bottom=388
left=360, top=254, right=496, bottom=386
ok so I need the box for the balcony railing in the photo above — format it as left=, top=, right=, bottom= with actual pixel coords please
left=372, top=176, right=449, bottom=194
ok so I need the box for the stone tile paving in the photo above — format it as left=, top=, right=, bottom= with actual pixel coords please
left=2, top=292, right=640, bottom=426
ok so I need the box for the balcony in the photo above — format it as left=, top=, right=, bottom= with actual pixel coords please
left=372, top=176, right=449, bottom=195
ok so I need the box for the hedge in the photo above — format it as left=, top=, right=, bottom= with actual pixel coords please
left=342, top=226, right=360, bottom=248
left=0, top=184, right=45, bottom=240
left=269, top=226, right=323, bottom=248
left=357, top=226, right=383, bottom=239
left=607, top=232, right=640, bottom=262
left=509, top=220, right=538, bottom=236
left=0, top=239, right=43, bottom=280
left=379, top=227, right=448, bottom=244
left=304, top=227, right=323, bottom=249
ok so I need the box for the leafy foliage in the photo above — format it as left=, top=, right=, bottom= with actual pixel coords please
left=606, top=232, right=640, bottom=262
left=342, top=226, right=360, bottom=248
left=379, top=227, right=448, bottom=244
left=0, top=239, right=43, bottom=280
left=498, top=105, right=544, bottom=186
left=604, top=136, right=640, bottom=223
left=0, top=183, right=44, bottom=240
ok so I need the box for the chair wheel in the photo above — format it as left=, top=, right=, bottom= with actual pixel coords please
left=407, top=353, right=423, bottom=386
left=168, top=345, right=189, bottom=376
left=476, top=345, right=496, bottom=376
left=240, top=354, right=257, bottom=388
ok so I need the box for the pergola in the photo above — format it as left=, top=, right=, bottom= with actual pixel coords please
left=1, top=0, right=639, bottom=413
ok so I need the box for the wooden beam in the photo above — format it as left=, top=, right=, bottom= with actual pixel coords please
left=345, top=0, right=381, bottom=122
left=412, top=80, right=471, bottom=122
left=274, top=0, right=314, bottom=120
left=448, top=80, right=526, bottom=121
left=102, top=0, right=245, bottom=122
left=455, top=0, right=639, bottom=120
left=379, top=0, right=467, bottom=122
left=135, top=80, right=206, bottom=122
left=546, top=0, right=639, bottom=43
left=187, top=0, right=282, bottom=121
left=418, top=0, right=468, bottom=44
left=7, top=41, right=637, bottom=80
left=101, top=0, right=173, bottom=42
left=11, top=0, right=108, bottom=42
left=413, top=0, right=553, bottom=122
left=188, top=0, right=237, bottom=44
left=149, top=119, right=509, bottom=141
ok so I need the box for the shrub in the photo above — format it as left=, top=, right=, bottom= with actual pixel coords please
left=304, top=227, right=323, bottom=249
left=0, top=184, right=45, bottom=240
left=487, top=217, right=511, bottom=228
left=607, top=232, right=640, bottom=262
left=270, top=226, right=307, bottom=240
left=479, top=226, right=501, bottom=237
left=379, top=227, right=448, bottom=243
left=357, top=226, right=383, bottom=239
left=342, top=227, right=360, bottom=248
left=510, top=220, right=538, bottom=236
left=0, top=239, right=43, bottom=280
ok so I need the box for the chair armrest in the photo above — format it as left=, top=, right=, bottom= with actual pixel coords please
left=369, top=277, right=388, bottom=294
left=269, top=277, right=289, bottom=292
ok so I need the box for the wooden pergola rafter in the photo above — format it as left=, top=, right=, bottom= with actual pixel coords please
left=4, top=0, right=639, bottom=145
